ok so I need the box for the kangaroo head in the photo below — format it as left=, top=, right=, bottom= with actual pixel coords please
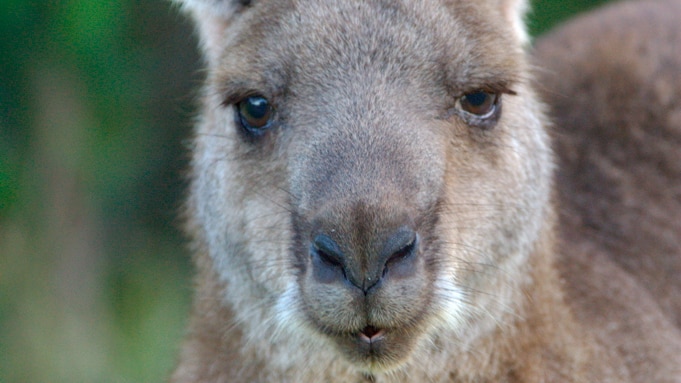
left=179, top=0, right=552, bottom=373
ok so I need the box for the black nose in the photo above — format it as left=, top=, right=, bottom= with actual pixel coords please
left=310, top=227, right=418, bottom=293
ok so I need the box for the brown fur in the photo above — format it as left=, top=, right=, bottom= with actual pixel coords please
left=171, top=0, right=681, bottom=381
left=534, top=0, right=681, bottom=380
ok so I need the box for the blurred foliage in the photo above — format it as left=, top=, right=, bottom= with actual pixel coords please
left=528, top=0, right=611, bottom=36
left=0, top=1, right=198, bottom=382
left=0, top=1, right=610, bottom=382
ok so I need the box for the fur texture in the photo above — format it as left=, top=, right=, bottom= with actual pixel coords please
left=171, top=0, right=681, bottom=381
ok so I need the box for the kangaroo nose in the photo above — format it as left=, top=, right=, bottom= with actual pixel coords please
left=310, top=227, right=418, bottom=293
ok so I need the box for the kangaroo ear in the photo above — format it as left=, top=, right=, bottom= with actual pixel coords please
left=173, top=0, right=248, bottom=66
left=499, top=0, right=530, bottom=45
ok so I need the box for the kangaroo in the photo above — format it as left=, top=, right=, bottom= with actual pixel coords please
left=171, top=0, right=681, bottom=382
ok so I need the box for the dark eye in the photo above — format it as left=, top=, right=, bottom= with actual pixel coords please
left=458, top=90, right=499, bottom=118
left=236, top=95, right=274, bottom=135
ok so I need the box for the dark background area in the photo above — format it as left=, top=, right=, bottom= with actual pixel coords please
left=0, top=0, right=609, bottom=381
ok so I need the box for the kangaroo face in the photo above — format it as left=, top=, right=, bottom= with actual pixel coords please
left=188, top=0, right=552, bottom=373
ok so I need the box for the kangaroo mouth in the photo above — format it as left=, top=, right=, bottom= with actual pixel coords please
left=358, top=326, right=385, bottom=343
left=332, top=325, right=415, bottom=372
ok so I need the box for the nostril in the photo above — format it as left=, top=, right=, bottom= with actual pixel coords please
left=316, top=248, right=343, bottom=268
left=381, top=228, right=418, bottom=279
left=310, top=234, right=346, bottom=283
left=386, top=237, right=416, bottom=267
left=313, top=234, right=345, bottom=266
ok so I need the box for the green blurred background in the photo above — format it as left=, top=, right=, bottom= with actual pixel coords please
left=0, top=1, right=610, bottom=382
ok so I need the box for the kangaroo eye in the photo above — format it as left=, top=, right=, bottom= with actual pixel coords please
left=458, top=90, right=499, bottom=119
left=237, top=95, right=274, bottom=135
